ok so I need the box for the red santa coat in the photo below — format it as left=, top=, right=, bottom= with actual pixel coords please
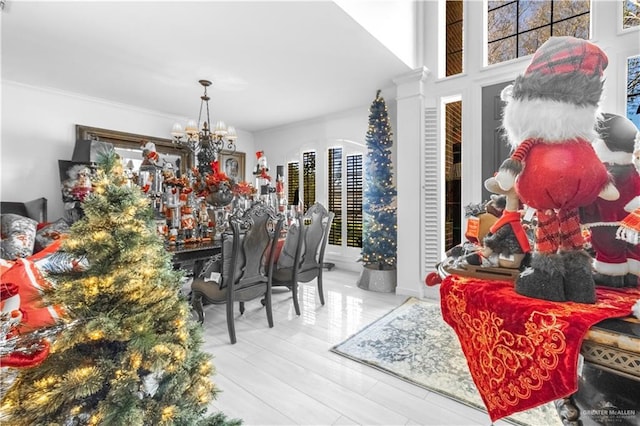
left=582, top=164, right=640, bottom=223
left=582, top=163, right=640, bottom=274
left=515, top=139, right=610, bottom=210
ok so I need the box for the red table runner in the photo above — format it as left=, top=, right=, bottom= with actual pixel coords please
left=440, top=274, right=640, bottom=422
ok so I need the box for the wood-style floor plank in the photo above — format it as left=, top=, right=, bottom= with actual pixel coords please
left=200, top=269, right=499, bottom=425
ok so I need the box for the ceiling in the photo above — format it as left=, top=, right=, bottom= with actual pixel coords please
left=1, top=1, right=412, bottom=133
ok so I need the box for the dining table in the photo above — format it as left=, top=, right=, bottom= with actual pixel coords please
left=166, top=239, right=222, bottom=278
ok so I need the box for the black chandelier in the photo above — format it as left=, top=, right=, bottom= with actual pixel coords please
left=171, top=80, right=237, bottom=171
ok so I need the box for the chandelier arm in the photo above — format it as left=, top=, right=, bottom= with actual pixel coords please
left=171, top=79, right=237, bottom=165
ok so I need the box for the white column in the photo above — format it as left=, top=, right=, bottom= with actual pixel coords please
left=393, top=67, right=430, bottom=298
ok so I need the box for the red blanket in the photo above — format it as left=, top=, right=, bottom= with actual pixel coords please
left=440, top=274, right=640, bottom=422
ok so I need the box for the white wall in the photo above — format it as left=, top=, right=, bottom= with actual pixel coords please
left=0, top=81, right=255, bottom=220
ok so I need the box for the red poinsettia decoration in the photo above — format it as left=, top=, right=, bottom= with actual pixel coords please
left=232, top=181, right=257, bottom=197
left=192, top=161, right=237, bottom=207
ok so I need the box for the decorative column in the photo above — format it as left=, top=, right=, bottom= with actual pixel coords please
left=393, top=67, right=431, bottom=298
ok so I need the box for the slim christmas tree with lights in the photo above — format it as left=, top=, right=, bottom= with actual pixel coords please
left=361, top=90, right=397, bottom=271
left=1, top=152, right=238, bottom=426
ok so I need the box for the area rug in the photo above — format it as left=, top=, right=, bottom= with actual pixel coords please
left=330, top=297, right=562, bottom=426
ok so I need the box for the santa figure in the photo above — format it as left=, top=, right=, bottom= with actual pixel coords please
left=494, top=36, right=619, bottom=303
left=582, top=113, right=640, bottom=288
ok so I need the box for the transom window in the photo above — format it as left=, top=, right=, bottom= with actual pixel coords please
left=624, top=0, right=640, bottom=29
left=487, top=0, right=590, bottom=65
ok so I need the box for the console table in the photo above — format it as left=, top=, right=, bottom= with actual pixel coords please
left=556, top=315, right=640, bottom=425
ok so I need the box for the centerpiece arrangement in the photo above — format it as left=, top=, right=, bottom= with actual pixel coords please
left=152, top=158, right=257, bottom=245
left=192, top=160, right=236, bottom=207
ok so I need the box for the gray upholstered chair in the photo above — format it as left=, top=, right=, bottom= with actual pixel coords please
left=190, top=203, right=283, bottom=344
left=271, top=202, right=334, bottom=316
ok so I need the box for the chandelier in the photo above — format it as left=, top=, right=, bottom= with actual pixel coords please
left=170, top=80, right=237, bottom=170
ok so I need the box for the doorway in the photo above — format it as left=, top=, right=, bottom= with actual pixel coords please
left=481, top=81, right=513, bottom=201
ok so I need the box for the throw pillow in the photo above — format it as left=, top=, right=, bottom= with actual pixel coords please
left=34, top=218, right=70, bottom=252
left=1, top=214, right=38, bottom=260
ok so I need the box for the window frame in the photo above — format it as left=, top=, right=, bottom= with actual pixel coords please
left=485, top=0, right=591, bottom=67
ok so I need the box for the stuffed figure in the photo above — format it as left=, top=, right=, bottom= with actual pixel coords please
left=494, top=36, right=619, bottom=303
left=253, top=150, right=271, bottom=181
left=582, top=113, right=640, bottom=288
left=467, top=177, right=531, bottom=269
left=141, top=141, right=162, bottom=167
left=464, top=199, right=501, bottom=246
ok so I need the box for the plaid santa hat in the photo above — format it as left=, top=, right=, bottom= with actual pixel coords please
left=511, top=36, right=608, bottom=107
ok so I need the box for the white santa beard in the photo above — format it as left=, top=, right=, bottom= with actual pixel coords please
left=502, top=98, right=600, bottom=148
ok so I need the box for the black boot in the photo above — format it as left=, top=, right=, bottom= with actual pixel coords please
left=466, top=253, right=482, bottom=265
left=561, top=250, right=596, bottom=304
left=515, top=253, right=566, bottom=302
left=593, top=272, right=625, bottom=288
left=624, top=273, right=639, bottom=288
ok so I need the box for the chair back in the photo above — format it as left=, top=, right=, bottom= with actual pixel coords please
left=223, top=204, right=283, bottom=295
left=298, top=202, right=334, bottom=282
left=276, top=216, right=303, bottom=270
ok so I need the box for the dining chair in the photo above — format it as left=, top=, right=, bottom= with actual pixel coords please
left=190, top=203, right=283, bottom=344
left=271, top=202, right=334, bottom=316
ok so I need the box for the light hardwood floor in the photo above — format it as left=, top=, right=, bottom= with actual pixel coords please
left=196, top=268, right=512, bottom=426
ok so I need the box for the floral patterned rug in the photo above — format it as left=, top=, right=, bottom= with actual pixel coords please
left=331, top=297, right=562, bottom=426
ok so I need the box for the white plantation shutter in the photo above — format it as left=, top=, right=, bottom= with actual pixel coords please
left=423, top=107, right=439, bottom=277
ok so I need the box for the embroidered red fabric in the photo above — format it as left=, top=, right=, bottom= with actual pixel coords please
left=440, top=274, right=640, bottom=422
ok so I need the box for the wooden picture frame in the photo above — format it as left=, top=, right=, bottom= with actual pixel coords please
left=219, top=151, right=246, bottom=182
left=75, top=125, right=192, bottom=176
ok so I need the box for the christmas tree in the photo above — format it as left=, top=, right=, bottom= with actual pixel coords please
left=361, top=90, right=397, bottom=269
left=1, top=152, right=239, bottom=426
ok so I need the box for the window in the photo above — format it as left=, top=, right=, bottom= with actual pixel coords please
left=346, top=154, right=363, bottom=248
left=328, top=148, right=343, bottom=245
left=624, top=0, right=640, bottom=29
left=446, top=0, right=464, bottom=76
left=445, top=100, right=462, bottom=251
left=287, top=161, right=299, bottom=207
left=628, top=55, right=640, bottom=128
left=327, top=148, right=363, bottom=249
left=487, top=0, right=590, bottom=65
left=302, top=151, right=316, bottom=211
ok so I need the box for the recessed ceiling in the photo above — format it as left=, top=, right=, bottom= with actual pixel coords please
left=1, top=1, right=411, bottom=133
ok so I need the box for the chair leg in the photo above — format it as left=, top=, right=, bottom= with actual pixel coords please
left=226, top=302, right=237, bottom=344
left=239, top=301, right=245, bottom=315
left=265, top=291, right=274, bottom=328
left=191, top=291, right=205, bottom=324
left=317, top=268, right=325, bottom=306
left=291, top=282, right=301, bottom=316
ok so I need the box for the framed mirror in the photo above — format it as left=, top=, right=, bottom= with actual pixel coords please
left=75, top=125, right=193, bottom=176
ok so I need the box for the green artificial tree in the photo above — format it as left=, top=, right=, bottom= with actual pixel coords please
left=1, top=152, right=239, bottom=426
left=361, top=90, right=397, bottom=270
